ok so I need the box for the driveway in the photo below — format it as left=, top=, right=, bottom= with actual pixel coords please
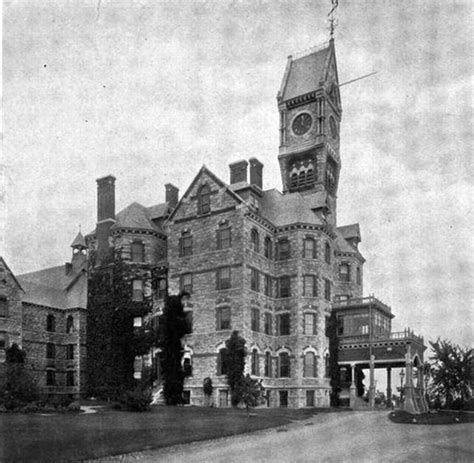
left=100, top=411, right=473, bottom=463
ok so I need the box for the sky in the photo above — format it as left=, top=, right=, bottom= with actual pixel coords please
left=2, top=0, right=473, bottom=349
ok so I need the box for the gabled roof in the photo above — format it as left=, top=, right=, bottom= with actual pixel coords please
left=279, top=44, right=331, bottom=102
left=167, top=165, right=245, bottom=222
left=337, top=224, right=361, bottom=242
left=333, top=230, right=357, bottom=254
left=147, top=202, right=169, bottom=220
left=111, top=202, right=163, bottom=233
left=0, top=256, right=24, bottom=292
left=18, top=262, right=87, bottom=310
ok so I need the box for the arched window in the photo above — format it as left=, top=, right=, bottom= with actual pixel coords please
left=264, top=352, right=272, bottom=377
left=290, top=173, right=298, bottom=189
left=325, top=242, right=332, bottom=264
left=217, top=348, right=228, bottom=375
left=198, top=185, right=211, bottom=214
left=183, top=353, right=193, bottom=377
left=264, top=237, right=272, bottom=259
left=304, top=352, right=317, bottom=378
left=298, top=171, right=306, bottom=187
left=306, top=168, right=314, bottom=185
left=131, top=241, right=145, bottom=262
left=46, top=314, right=55, bottom=332
left=250, top=229, right=259, bottom=252
left=278, top=352, right=290, bottom=378
left=303, top=237, right=316, bottom=259
left=325, top=352, right=330, bottom=378
left=251, top=349, right=259, bottom=376
left=66, top=315, right=74, bottom=334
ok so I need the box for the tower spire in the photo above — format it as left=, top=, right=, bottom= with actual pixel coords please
left=328, top=0, right=339, bottom=40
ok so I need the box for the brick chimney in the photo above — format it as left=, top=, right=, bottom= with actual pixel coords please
left=96, top=175, right=116, bottom=264
left=229, top=160, right=248, bottom=184
left=165, top=183, right=179, bottom=209
left=249, top=158, right=263, bottom=189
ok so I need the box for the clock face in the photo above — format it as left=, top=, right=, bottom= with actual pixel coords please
left=292, top=113, right=313, bottom=136
left=329, top=116, right=338, bottom=138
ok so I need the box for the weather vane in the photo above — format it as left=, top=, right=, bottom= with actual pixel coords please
left=328, top=0, right=339, bottom=39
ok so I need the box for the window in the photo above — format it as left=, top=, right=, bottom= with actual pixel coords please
left=219, top=389, right=229, bottom=407
left=356, top=266, right=362, bottom=285
left=46, top=314, right=56, bottom=332
left=264, top=274, right=272, bottom=297
left=46, top=343, right=56, bottom=359
left=278, top=353, right=290, bottom=377
left=198, top=184, right=211, bottom=214
left=326, top=157, right=337, bottom=193
left=180, top=274, right=193, bottom=294
left=183, top=357, right=193, bottom=377
left=324, top=279, right=331, bottom=301
left=303, top=238, right=316, bottom=259
left=339, top=263, right=350, bottom=282
left=184, top=311, right=193, bottom=334
left=264, top=352, right=272, bottom=377
left=0, top=298, right=8, bottom=317
left=217, top=348, right=228, bottom=375
left=216, top=267, right=231, bottom=290
left=0, top=332, right=6, bottom=349
left=279, top=390, right=288, bottom=407
left=251, top=308, right=260, bottom=332
left=182, top=391, right=191, bottom=405
left=66, top=371, right=75, bottom=387
left=304, top=313, right=317, bottom=335
left=46, top=370, right=55, bottom=386
left=132, top=280, right=144, bottom=302
left=250, top=268, right=259, bottom=292
left=277, top=313, right=291, bottom=335
left=131, top=241, right=145, bottom=262
left=325, top=242, right=332, bottom=264
left=250, top=229, right=259, bottom=252
left=303, top=275, right=317, bottom=297
left=264, top=312, right=272, bottom=335
left=325, top=353, right=330, bottom=378
left=217, top=224, right=231, bottom=249
left=304, top=352, right=317, bottom=377
left=217, top=307, right=231, bottom=330
left=66, top=344, right=74, bottom=360
left=179, top=231, right=193, bottom=257
left=264, top=237, right=272, bottom=259
left=277, top=239, right=290, bottom=260
left=251, top=349, right=259, bottom=376
left=155, top=278, right=167, bottom=299
left=66, top=316, right=74, bottom=333
left=277, top=276, right=291, bottom=298
left=306, top=390, right=315, bottom=407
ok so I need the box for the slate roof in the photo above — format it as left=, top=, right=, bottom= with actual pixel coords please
left=280, top=45, right=330, bottom=102
left=18, top=263, right=87, bottom=310
left=333, top=230, right=358, bottom=254
left=337, top=224, right=361, bottom=241
left=71, top=231, right=86, bottom=248
left=147, top=202, right=169, bottom=220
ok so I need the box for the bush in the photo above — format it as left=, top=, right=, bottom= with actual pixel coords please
left=119, top=387, right=152, bottom=412
left=67, top=401, right=81, bottom=412
left=49, top=395, right=73, bottom=409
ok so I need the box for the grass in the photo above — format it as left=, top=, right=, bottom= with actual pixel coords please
left=0, top=405, right=323, bottom=462
left=388, top=409, right=474, bottom=425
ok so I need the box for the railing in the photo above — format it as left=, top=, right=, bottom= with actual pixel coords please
left=387, top=329, right=424, bottom=344
left=332, top=295, right=392, bottom=313
left=339, top=329, right=424, bottom=345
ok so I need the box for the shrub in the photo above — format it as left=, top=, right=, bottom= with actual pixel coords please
left=119, top=387, right=152, bottom=412
left=67, top=401, right=81, bottom=412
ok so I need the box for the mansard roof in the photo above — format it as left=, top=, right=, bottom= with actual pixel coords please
left=279, top=44, right=331, bottom=102
left=17, top=262, right=87, bottom=309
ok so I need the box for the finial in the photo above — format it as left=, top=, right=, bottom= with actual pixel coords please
left=327, top=0, right=339, bottom=40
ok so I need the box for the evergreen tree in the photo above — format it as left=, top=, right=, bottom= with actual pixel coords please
left=428, top=338, right=472, bottom=409
left=223, top=330, right=247, bottom=407
left=160, top=292, right=190, bottom=405
left=240, top=374, right=265, bottom=417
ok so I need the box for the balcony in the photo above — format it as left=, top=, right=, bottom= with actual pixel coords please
left=339, top=328, right=424, bottom=346
left=332, top=296, right=392, bottom=316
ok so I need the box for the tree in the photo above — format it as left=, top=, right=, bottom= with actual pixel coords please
left=203, top=377, right=213, bottom=407
left=160, top=292, right=191, bottom=405
left=325, top=312, right=341, bottom=406
left=428, top=338, right=472, bottom=409
left=240, top=374, right=265, bottom=418
left=223, top=330, right=247, bottom=407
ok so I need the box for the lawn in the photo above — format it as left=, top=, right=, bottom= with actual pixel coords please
left=0, top=405, right=321, bottom=462
left=388, top=409, right=474, bottom=425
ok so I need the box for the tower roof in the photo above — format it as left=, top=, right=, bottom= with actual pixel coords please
left=70, top=231, right=86, bottom=248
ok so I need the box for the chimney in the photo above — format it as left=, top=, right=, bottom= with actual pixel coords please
left=96, top=175, right=116, bottom=265
left=249, top=158, right=263, bottom=189
left=165, top=183, right=179, bottom=209
left=229, top=160, right=248, bottom=184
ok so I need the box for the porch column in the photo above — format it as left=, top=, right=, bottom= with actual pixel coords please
left=349, top=364, right=357, bottom=408
left=369, top=355, right=375, bottom=410
left=403, top=345, right=418, bottom=414
left=418, top=363, right=429, bottom=412
left=386, top=367, right=392, bottom=408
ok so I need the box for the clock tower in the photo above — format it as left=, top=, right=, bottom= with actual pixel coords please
left=277, top=38, right=341, bottom=223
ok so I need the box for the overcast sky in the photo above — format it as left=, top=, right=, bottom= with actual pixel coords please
left=2, top=0, right=472, bottom=347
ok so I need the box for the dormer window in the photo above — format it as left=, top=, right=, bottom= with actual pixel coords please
left=198, top=184, right=211, bottom=214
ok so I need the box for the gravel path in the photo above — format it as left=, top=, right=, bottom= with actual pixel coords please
left=88, top=411, right=474, bottom=463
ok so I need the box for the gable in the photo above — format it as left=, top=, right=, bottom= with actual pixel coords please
left=168, top=166, right=244, bottom=223
left=0, top=257, right=23, bottom=292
